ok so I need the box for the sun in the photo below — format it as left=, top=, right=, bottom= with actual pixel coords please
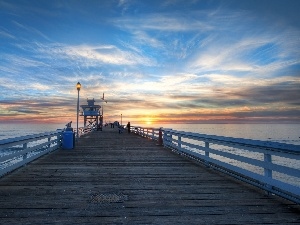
left=145, top=118, right=152, bottom=125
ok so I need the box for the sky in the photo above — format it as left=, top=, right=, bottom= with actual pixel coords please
left=0, top=0, right=300, bottom=125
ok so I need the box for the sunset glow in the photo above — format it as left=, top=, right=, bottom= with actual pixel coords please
left=0, top=0, right=299, bottom=125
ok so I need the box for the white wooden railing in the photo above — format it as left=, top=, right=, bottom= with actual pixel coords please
left=132, top=126, right=300, bottom=204
left=0, top=124, right=96, bottom=178
left=0, top=130, right=63, bottom=177
left=76, top=126, right=94, bottom=137
left=131, top=126, right=160, bottom=140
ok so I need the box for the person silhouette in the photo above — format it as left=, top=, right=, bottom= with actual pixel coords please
left=127, top=122, right=131, bottom=134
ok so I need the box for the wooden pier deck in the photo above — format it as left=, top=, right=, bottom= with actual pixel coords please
left=0, top=127, right=299, bottom=224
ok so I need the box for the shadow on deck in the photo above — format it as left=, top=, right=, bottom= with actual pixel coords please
left=0, top=127, right=299, bottom=224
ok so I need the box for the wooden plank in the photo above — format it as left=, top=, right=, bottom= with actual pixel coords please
left=0, top=127, right=299, bottom=224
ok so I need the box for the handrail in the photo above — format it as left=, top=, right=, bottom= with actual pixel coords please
left=132, top=126, right=300, bottom=204
left=131, top=126, right=160, bottom=140
left=0, top=124, right=96, bottom=178
left=75, top=126, right=94, bottom=137
left=0, top=130, right=63, bottom=177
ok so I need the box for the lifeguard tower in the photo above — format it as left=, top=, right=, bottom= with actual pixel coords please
left=80, top=98, right=103, bottom=130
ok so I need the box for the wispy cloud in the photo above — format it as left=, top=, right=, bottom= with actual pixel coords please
left=0, top=29, right=15, bottom=39
left=4, top=54, right=50, bottom=68
left=131, top=30, right=164, bottom=49
left=188, top=27, right=300, bottom=77
left=117, top=0, right=132, bottom=15
left=112, top=12, right=214, bottom=32
left=34, top=43, right=155, bottom=67
left=12, top=20, right=52, bottom=42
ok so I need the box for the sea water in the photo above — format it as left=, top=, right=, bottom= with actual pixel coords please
left=0, top=123, right=66, bottom=140
left=160, top=123, right=300, bottom=145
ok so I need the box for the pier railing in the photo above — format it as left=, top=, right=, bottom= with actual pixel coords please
left=132, top=126, right=300, bottom=204
left=131, top=126, right=160, bottom=140
left=76, top=126, right=94, bottom=137
left=0, top=130, right=63, bottom=177
left=0, top=124, right=96, bottom=177
left=0, top=124, right=97, bottom=177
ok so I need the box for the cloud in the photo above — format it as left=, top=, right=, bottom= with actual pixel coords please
left=112, top=12, right=213, bottom=32
left=130, top=30, right=164, bottom=49
left=34, top=43, right=155, bottom=67
left=117, top=0, right=133, bottom=14
left=29, top=83, right=51, bottom=91
left=0, top=97, right=76, bottom=119
left=12, top=20, right=52, bottom=42
left=189, top=33, right=300, bottom=78
left=0, top=29, right=15, bottom=39
left=190, top=36, right=271, bottom=70
left=232, top=82, right=300, bottom=106
left=64, top=45, right=143, bottom=65
left=3, top=54, right=49, bottom=68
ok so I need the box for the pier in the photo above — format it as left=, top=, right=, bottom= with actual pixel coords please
left=0, top=127, right=299, bottom=224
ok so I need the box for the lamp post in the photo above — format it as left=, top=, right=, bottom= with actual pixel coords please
left=100, top=93, right=107, bottom=131
left=101, top=92, right=107, bottom=118
left=76, top=82, right=81, bottom=139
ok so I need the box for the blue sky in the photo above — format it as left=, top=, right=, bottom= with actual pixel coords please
left=0, top=0, right=299, bottom=125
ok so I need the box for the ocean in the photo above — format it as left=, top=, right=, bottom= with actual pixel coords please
left=0, top=123, right=66, bottom=141
left=159, top=123, right=300, bottom=145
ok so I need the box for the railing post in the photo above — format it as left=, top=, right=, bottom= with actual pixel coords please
left=205, top=142, right=210, bottom=167
left=178, top=135, right=181, bottom=150
left=56, top=129, right=62, bottom=147
left=264, top=153, right=272, bottom=193
left=163, top=129, right=168, bottom=146
left=48, top=137, right=51, bottom=149
left=163, top=129, right=172, bottom=148
left=22, top=143, right=28, bottom=160
left=157, top=128, right=163, bottom=146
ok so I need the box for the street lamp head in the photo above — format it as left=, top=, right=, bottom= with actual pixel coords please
left=76, top=82, right=81, bottom=91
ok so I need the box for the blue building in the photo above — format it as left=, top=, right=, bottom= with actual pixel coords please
left=80, top=98, right=103, bottom=130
